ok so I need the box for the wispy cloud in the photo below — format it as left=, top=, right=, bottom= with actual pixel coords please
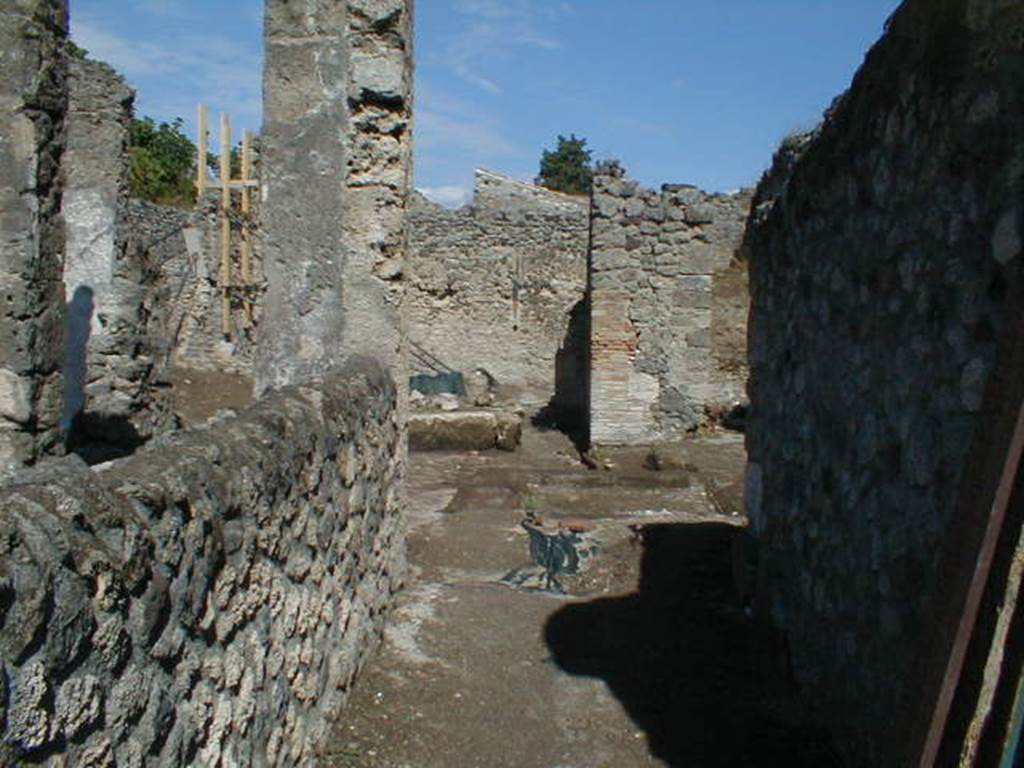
left=418, top=108, right=522, bottom=158
left=437, top=0, right=571, bottom=94
left=70, top=15, right=261, bottom=143
left=71, top=20, right=172, bottom=77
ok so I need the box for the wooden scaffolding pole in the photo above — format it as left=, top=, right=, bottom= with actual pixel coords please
left=241, top=129, right=254, bottom=326
left=219, top=112, right=232, bottom=339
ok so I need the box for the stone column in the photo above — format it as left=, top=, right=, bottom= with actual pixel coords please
left=63, top=57, right=148, bottom=445
left=0, top=0, right=68, bottom=466
left=257, top=0, right=413, bottom=395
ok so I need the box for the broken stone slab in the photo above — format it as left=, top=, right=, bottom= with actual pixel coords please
left=408, top=410, right=522, bottom=452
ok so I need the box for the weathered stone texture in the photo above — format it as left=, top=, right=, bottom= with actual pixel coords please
left=408, top=170, right=589, bottom=410
left=745, top=0, right=1024, bottom=762
left=257, top=0, right=413, bottom=395
left=0, top=0, right=69, bottom=465
left=589, top=166, right=750, bottom=445
left=62, top=57, right=176, bottom=446
left=0, top=358, right=405, bottom=766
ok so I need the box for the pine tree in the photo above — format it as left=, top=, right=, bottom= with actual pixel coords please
left=536, top=134, right=593, bottom=195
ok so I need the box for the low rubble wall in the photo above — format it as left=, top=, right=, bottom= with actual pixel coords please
left=0, top=357, right=406, bottom=766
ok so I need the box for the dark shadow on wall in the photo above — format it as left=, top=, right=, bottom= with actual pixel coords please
left=533, top=297, right=589, bottom=450
left=62, top=285, right=146, bottom=464
left=544, top=523, right=841, bottom=768
left=62, top=284, right=94, bottom=433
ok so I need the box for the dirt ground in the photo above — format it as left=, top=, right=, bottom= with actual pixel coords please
left=322, top=425, right=840, bottom=768
left=164, top=367, right=255, bottom=426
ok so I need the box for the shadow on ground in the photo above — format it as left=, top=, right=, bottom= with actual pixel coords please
left=544, top=523, right=841, bottom=767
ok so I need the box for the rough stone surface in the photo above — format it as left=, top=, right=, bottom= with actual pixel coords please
left=745, top=1, right=1024, bottom=763
left=256, top=0, right=413, bottom=395
left=408, top=170, right=589, bottom=412
left=0, top=0, right=69, bottom=466
left=589, top=165, right=751, bottom=445
left=0, top=358, right=405, bottom=766
left=62, top=57, right=174, bottom=446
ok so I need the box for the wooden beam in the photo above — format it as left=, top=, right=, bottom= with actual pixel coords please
left=241, top=129, right=254, bottom=326
left=200, top=179, right=259, bottom=190
left=220, top=111, right=232, bottom=339
left=929, top=403, right=1024, bottom=765
left=195, top=103, right=208, bottom=200
left=962, top=503, right=1024, bottom=764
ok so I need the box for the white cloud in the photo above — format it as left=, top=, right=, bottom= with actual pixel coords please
left=71, top=20, right=173, bottom=77
left=418, top=185, right=472, bottom=208
left=439, top=0, right=567, bottom=93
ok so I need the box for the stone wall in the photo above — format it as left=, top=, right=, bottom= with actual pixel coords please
left=257, top=0, right=413, bottom=395
left=125, top=199, right=261, bottom=377
left=744, top=0, right=1024, bottom=763
left=589, top=165, right=750, bottom=445
left=0, top=0, right=68, bottom=466
left=407, top=170, right=589, bottom=413
left=62, top=57, right=174, bottom=449
left=0, top=358, right=405, bottom=766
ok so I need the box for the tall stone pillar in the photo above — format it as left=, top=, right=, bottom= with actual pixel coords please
left=62, top=57, right=145, bottom=444
left=257, top=0, right=413, bottom=395
left=0, top=0, right=68, bottom=466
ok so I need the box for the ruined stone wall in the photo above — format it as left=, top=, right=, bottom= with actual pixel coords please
left=589, top=166, right=750, bottom=445
left=125, top=199, right=262, bottom=377
left=745, top=0, right=1024, bottom=762
left=0, top=0, right=68, bottom=466
left=257, top=0, right=413, bottom=395
left=0, top=358, right=405, bottom=766
left=62, top=57, right=175, bottom=447
left=407, top=170, right=589, bottom=411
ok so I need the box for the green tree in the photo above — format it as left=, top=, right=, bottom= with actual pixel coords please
left=127, top=117, right=198, bottom=207
left=535, top=134, right=593, bottom=195
left=66, top=40, right=89, bottom=60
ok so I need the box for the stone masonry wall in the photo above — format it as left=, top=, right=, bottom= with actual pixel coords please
left=407, top=170, right=589, bottom=411
left=63, top=57, right=173, bottom=446
left=257, top=0, right=413, bottom=395
left=125, top=199, right=262, bottom=377
left=0, top=0, right=68, bottom=466
left=0, top=358, right=405, bottom=766
left=589, top=165, right=750, bottom=445
left=745, top=0, right=1024, bottom=763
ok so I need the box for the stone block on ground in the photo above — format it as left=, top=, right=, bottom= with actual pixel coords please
left=409, top=410, right=523, bottom=452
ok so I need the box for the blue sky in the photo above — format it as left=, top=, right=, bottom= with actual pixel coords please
left=71, top=1, right=902, bottom=207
